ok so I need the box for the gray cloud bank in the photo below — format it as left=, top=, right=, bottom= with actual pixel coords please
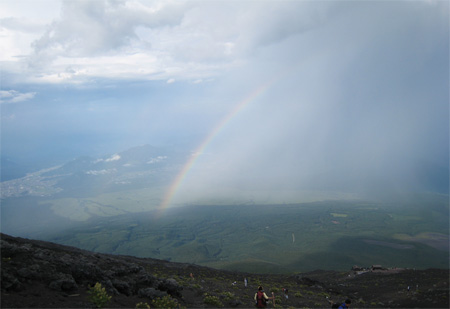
left=169, top=1, right=449, bottom=202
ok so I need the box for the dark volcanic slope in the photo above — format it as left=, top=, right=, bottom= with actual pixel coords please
left=1, top=233, right=449, bottom=308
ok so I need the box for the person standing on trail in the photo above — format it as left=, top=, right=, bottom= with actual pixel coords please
left=254, top=286, right=274, bottom=308
left=283, top=288, right=288, bottom=299
left=244, top=277, right=248, bottom=287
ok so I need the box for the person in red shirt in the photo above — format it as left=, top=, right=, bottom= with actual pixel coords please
left=254, top=286, right=274, bottom=308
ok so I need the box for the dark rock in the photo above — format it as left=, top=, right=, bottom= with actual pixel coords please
left=228, top=299, right=243, bottom=307
left=101, top=279, right=120, bottom=295
left=158, top=278, right=182, bottom=297
left=1, top=272, right=24, bottom=291
left=113, top=263, right=143, bottom=276
left=49, top=275, right=78, bottom=291
left=138, top=287, right=167, bottom=300
left=295, top=276, right=320, bottom=286
left=17, top=267, right=36, bottom=279
left=137, top=273, right=157, bottom=288
left=112, top=279, right=133, bottom=296
left=71, top=263, right=104, bottom=282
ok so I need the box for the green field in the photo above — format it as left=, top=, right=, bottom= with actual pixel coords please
left=41, top=187, right=164, bottom=220
left=43, top=195, right=449, bottom=273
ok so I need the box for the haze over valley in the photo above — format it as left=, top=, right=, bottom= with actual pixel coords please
left=1, top=144, right=448, bottom=273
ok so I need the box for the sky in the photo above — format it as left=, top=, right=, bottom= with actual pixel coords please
left=1, top=0, right=449, bottom=202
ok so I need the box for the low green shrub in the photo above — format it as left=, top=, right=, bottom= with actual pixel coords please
left=221, top=291, right=234, bottom=300
left=271, top=287, right=280, bottom=293
left=192, top=283, right=202, bottom=289
left=88, top=282, right=112, bottom=308
left=203, top=293, right=224, bottom=307
left=317, top=292, right=329, bottom=298
left=135, top=302, right=151, bottom=309
left=152, top=295, right=178, bottom=308
left=274, top=296, right=282, bottom=304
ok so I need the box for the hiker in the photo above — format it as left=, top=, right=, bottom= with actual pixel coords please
left=340, top=299, right=351, bottom=308
left=336, top=299, right=351, bottom=309
left=283, top=288, right=288, bottom=299
left=254, top=286, right=274, bottom=308
left=244, top=277, right=248, bottom=287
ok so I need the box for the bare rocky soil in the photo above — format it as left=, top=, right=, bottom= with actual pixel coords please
left=1, top=233, right=449, bottom=308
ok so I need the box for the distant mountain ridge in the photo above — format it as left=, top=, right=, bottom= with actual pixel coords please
left=2, top=143, right=448, bottom=201
left=1, top=144, right=186, bottom=199
left=1, top=144, right=190, bottom=238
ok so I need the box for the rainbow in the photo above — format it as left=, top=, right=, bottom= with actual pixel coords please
left=155, top=75, right=284, bottom=217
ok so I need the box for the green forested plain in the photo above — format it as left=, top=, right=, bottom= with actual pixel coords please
left=44, top=195, right=449, bottom=273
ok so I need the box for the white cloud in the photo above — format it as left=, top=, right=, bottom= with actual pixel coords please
left=0, top=0, right=61, bottom=62
left=0, top=90, right=36, bottom=104
left=105, top=154, right=121, bottom=162
left=86, top=168, right=116, bottom=175
left=147, top=156, right=167, bottom=164
left=1, top=0, right=330, bottom=85
left=0, top=17, right=46, bottom=33
left=0, top=0, right=62, bottom=21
